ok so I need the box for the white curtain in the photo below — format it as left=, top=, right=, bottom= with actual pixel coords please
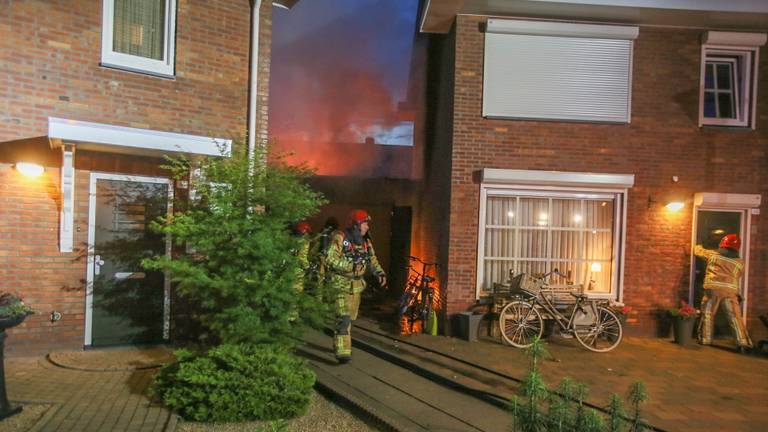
left=483, top=195, right=614, bottom=293
left=113, top=0, right=165, bottom=60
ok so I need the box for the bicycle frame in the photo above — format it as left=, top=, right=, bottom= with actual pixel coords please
left=519, top=289, right=598, bottom=333
left=398, top=256, right=439, bottom=333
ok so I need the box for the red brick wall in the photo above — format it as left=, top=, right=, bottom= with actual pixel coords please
left=0, top=0, right=274, bottom=355
left=446, top=15, right=768, bottom=338
left=0, top=0, right=253, bottom=141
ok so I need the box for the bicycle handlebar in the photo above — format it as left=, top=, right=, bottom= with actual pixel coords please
left=409, top=255, right=440, bottom=267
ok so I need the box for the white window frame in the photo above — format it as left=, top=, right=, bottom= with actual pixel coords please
left=477, top=184, right=629, bottom=301
left=699, top=31, right=766, bottom=129
left=699, top=48, right=754, bottom=127
left=100, top=0, right=177, bottom=78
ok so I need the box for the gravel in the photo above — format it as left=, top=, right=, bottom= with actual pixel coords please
left=177, top=391, right=382, bottom=432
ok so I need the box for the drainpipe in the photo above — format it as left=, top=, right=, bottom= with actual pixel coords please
left=248, top=0, right=263, bottom=161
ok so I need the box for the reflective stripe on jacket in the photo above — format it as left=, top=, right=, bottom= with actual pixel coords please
left=693, top=245, right=743, bottom=291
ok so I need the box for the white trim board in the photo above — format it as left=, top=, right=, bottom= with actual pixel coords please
left=85, top=172, right=173, bottom=346
left=694, top=192, right=761, bottom=208
left=49, top=117, right=231, bottom=157
left=486, top=19, right=639, bottom=39
left=481, top=168, right=635, bottom=189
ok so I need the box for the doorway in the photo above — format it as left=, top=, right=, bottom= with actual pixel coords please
left=85, top=173, right=172, bottom=347
left=690, top=208, right=749, bottom=336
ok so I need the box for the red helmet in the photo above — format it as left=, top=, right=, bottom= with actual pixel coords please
left=294, top=221, right=312, bottom=235
left=719, top=234, right=741, bottom=251
left=348, top=209, right=371, bottom=226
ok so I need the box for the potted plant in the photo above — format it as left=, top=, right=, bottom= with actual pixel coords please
left=0, top=293, right=34, bottom=330
left=0, top=292, right=34, bottom=420
left=668, top=300, right=697, bottom=346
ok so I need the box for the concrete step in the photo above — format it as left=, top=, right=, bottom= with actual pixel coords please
left=300, top=328, right=512, bottom=432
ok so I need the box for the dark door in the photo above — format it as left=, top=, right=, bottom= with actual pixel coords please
left=91, top=178, right=169, bottom=346
left=692, top=209, right=744, bottom=337
left=388, top=206, right=412, bottom=300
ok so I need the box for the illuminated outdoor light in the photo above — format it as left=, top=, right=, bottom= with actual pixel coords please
left=539, top=212, right=548, bottom=219
left=590, top=262, right=602, bottom=273
left=573, top=214, right=582, bottom=223
left=712, top=229, right=725, bottom=235
left=14, top=162, right=44, bottom=178
left=507, top=211, right=514, bottom=218
left=601, top=202, right=607, bottom=207
left=665, top=202, right=684, bottom=212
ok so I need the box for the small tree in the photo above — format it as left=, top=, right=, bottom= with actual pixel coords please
left=606, top=394, right=626, bottom=432
left=627, top=381, right=649, bottom=432
left=144, top=143, right=326, bottom=347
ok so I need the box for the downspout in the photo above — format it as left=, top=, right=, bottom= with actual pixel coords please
left=248, top=0, right=263, bottom=160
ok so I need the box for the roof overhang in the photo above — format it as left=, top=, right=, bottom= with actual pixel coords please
left=48, top=117, right=231, bottom=157
left=420, top=0, right=768, bottom=33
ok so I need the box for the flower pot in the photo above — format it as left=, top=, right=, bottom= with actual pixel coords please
left=0, top=314, right=28, bottom=330
left=672, top=317, right=696, bottom=346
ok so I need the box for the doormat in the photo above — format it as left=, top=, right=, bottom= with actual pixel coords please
left=47, top=346, right=176, bottom=371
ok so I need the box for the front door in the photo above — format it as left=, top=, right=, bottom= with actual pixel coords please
left=690, top=209, right=747, bottom=336
left=86, top=174, right=172, bottom=347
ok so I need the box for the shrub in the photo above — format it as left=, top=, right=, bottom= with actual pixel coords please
left=143, top=143, right=327, bottom=347
left=153, top=344, right=315, bottom=422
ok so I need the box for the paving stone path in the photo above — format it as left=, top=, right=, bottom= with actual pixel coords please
left=6, top=356, right=176, bottom=432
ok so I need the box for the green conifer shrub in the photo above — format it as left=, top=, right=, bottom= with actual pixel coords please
left=143, top=143, right=327, bottom=346
left=153, top=344, right=315, bottom=422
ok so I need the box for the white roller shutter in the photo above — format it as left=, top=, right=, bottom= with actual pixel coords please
left=483, top=19, right=638, bottom=123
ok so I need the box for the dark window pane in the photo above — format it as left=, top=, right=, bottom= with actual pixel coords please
left=717, top=92, right=735, bottom=118
left=703, top=91, right=716, bottom=117
left=716, top=64, right=732, bottom=90
left=704, top=63, right=714, bottom=89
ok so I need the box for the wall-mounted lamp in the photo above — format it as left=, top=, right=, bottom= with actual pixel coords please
left=665, top=202, right=685, bottom=212
left=647, top=195, right=685, bottom=212
left=14, top=162, right=45, bottom=178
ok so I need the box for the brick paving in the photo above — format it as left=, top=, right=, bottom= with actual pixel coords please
left=5, top=355, right=176, bottom=432
left=364, top=317, right=768, bottom=432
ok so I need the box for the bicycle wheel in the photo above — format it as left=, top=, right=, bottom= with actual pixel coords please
left=499, top=301, right=543, bottom=348
left=573, top=306, right=623, bottom=352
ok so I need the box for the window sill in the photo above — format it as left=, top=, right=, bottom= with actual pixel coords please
left=699, top=123, right=755, bottom=131
left=100, top=62, right=176, bottom=80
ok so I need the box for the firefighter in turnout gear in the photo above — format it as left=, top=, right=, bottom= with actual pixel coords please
left=326, top=209, right=386, bottom=363
left=290, top=221, right=312, bottom=321
left=694, top=233, right=753, bottom=353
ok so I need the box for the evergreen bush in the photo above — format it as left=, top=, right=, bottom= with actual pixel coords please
left=154, top=344, right=315, bottom=422
left=143, top=143, right=327, bottom=347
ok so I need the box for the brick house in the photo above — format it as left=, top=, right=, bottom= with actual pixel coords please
left=0, top=0, right=283, bottom=355
left=413, top=0, right=768, bottom=341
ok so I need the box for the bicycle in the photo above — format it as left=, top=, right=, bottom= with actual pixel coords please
left=498, top=269, right=623, bottom=352
left=397, top=256, right=439, bottom=334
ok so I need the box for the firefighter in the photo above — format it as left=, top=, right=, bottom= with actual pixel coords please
left=694, top=233, right=753, bottom=353
left=313, top=217, right=340, bottom=300
left=290, top=221, right=313, bottom=321
left=326, top=209, right=386, bottom=363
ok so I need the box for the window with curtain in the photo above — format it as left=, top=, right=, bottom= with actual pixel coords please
left=113, top=0, right=165, bottom=60
left=101, top=0, right=176, bottom=77
left=480, top=192, right=619, bottom=297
